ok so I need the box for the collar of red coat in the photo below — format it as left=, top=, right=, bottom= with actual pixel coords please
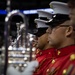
left=36, top=48, right=56, bottom=58
left=55, top=45, right=75, bottom=57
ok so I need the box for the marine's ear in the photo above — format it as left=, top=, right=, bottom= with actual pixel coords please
left=66, top=26, right=73, bottom=37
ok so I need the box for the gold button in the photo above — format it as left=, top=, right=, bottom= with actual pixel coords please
left=70, top=54, right=75, bottom=61
left=52, top=59, right=55, bottom=64
left=63, top=69, right=67, bottom=75
left=46, top=69, right=49, bottom=72
left=57, top=51, right=61, bottom=55
left=49, top=52, right=51, bottom=54
left=40, top=52, right=42, bottom=55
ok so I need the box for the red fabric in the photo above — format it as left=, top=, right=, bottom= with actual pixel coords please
left=44, top=45, right=75, bottom=75
left=33, top=45, right=75, bottom=75
left=33, top=48, right=56, bottom=75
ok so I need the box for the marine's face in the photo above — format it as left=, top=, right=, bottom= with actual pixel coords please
left=48, top=20, right=71, bottom=48
left=33, top=27, right=50, bottom=49
left=36, top=32, right=49, bottom=49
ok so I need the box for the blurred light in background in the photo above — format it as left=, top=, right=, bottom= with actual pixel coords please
left=0, top=8, right=53, bottom=15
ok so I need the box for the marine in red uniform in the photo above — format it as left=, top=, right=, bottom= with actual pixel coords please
left=59, top=1, right=75, bottom=75
left=42, top=1, right=75, bottom=75
left=52, top=1, right=75, bottom=75
left=33, top=18, right=56, bottom=75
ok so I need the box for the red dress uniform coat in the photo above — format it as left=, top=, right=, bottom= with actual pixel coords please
left=33, top=48, right=56, bottom=75
left=44, top=45, right=75, bottom=75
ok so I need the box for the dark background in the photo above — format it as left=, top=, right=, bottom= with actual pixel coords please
left=0, top=0, right=68, bottom=10
left=0, top=0, right=68, bottom=46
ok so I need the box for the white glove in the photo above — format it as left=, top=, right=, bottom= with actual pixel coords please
left=6, top=65, right=21, bottom=75
left=22, top=60, right=39, bottom=75
left=6, top=60, right=39, bottom=75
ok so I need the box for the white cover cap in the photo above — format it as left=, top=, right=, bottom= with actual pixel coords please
left=34, top=19, right=49, bottom=28
left=37, top=10, right=53, bottom=19
left=49, top=1, right=70, bottom=15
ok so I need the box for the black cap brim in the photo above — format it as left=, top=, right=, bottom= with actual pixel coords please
left=46, top=14, right=70, bottom=28
left=28, top=28, right=48, bottom=37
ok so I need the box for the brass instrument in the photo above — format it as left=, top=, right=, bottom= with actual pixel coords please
left=4, top=10, right=28, bottom=75
left=0, top=9, right=36, bottom=75
left=0, top=0, right=36, bottom=75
